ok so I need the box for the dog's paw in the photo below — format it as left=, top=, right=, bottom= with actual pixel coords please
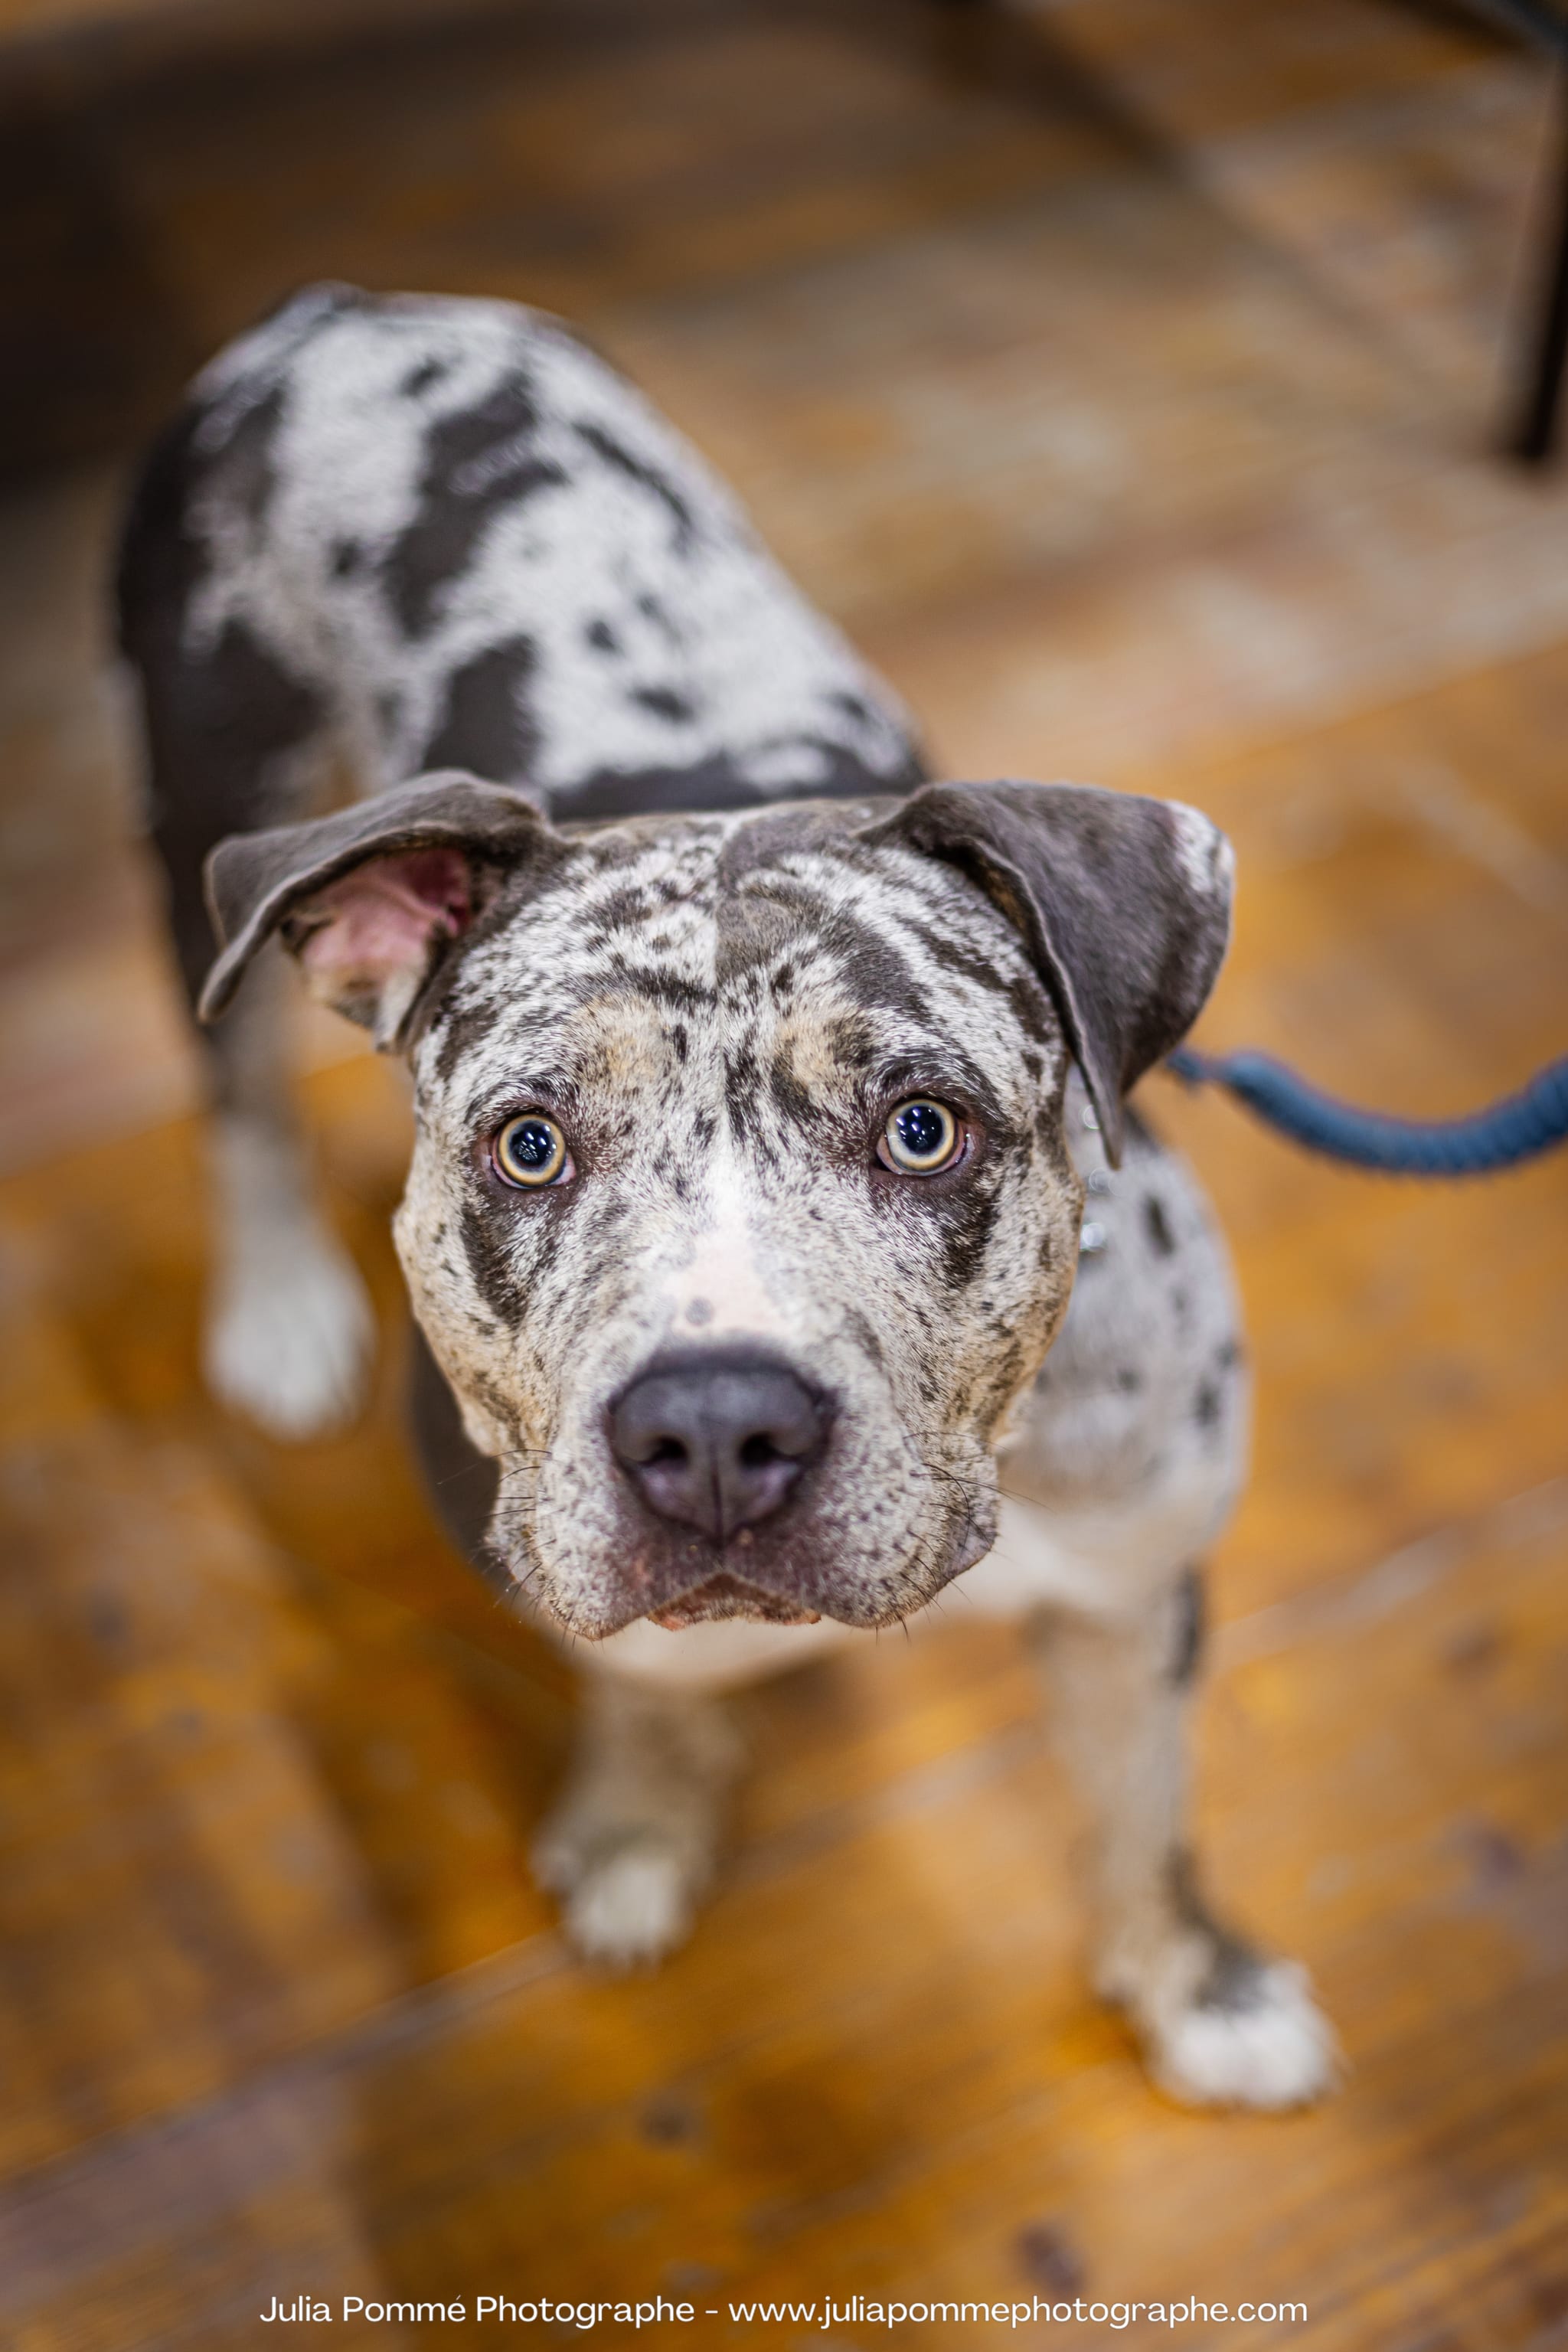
left=204, top=1227, right=375, bottom=1440
left=564, top=1843, right=697, bottom=1968
left=534, top=1819, right=705, bottom=1969
left=1139, top=1959, right=1339, bottom=2112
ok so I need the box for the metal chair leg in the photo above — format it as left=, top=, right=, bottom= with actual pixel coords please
left=1511, top=68, right=1568, bottom=463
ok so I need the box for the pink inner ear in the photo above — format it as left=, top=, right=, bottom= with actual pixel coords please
left=296, top=846, right=472, bottom=991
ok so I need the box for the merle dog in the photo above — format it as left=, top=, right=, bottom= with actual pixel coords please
left=116, top=284, right=1334, bottom=2107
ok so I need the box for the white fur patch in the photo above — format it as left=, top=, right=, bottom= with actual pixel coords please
left=205, top=1111, right=375, bottom=1439
left=1168, top=800, right=1233, bottom=903
left=205, top=1223, right=375, bottom=1439
left=582, top=1613, right=861, bottom=1692
left=1144, top=1962, right=1340, bottom=2112
left=553, top=1843, right=701, bottom=1968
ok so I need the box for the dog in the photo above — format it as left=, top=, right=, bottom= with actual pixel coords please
left=116, top=283, right=1334, bottom=2108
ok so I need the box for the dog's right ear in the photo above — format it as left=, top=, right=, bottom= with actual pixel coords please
left=198, top=772, right=562, bottom=1050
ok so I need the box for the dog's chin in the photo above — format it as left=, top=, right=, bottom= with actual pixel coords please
left=646, top=1573, right=822, bottom=1632
left=521, top=1497, right=997, bottom=1641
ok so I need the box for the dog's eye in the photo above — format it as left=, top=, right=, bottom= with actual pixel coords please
left=492, top=1113, right=570, bottom=1189
left=879, top=1097, right=962, bottom=1175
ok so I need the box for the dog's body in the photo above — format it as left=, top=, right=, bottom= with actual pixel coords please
left=118, top=285, right=1333, bottom=2107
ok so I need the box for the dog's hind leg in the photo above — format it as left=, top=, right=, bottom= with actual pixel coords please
left=1027, top=1578, right=1337, bottom=2109
left=533, top=1674, right=743, bottom=1968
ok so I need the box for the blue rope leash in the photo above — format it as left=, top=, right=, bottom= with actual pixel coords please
left=1165, top=1045, right=1568, bottom=1175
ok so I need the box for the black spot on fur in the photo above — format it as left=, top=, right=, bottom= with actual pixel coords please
left=583, top=883, right=655, bottom=939
left=981, top=1334, right=1026, bottom=1423
left=1167, top=1849, right=1266, bottom=2011
left=402, top=357, right=448, bottom=398
left=116, top=390, right=339, bottom=1014
left=1169, top=1565, right=1204, bottom=1684
left=819, top=908, right=931, bottom=1025
left=458, top=1200, right=527, bottom=1324
left=559, top=750, right=893, bottom=825
left=1198, top=1937, right=1270, bottom=2014
left=939, top=1181, right=1002, bottom=1296
left=632, top=684, right=697, bottom=725
left=724, top=1038, right=763, bottom=1145
left=768, top=1050, right=819, bottom=1129
left=1194, top=1380, right=1221, bottom=1430
left=573, top=420, right=695, bottom=553
left=407, top=1319, right=503, bottom=1578
left=827, top=1014, right=878, bottom=1072
left=637, top=591, right=681, bottom=644
left=384, top=378, right=564, bottom=636
left=116, top=397, right=208, bottom=668
left=432, top=984, right=505, bottom=1087
left=218, top=382, right=287, bottom=525
left=1167, top=1847, right=1209, bottom=1931
left=804, top=734, right=926, bottom=799
left=586, top=617, right=620, bottom=655
left=714, top=881, right=808, bottom=985
left=1144, top=1194, right=1177, bottom=1256
left=1004, top=969, right=1055, bottom=1047
left=331, top=537, right=363, bottom=578
left=421, top=635, right=539, bottom=779
left=608, top=959, right=714, bottom=1015
left=903, top=916, right=1012, bottom=1001
left=830, top=689, right=874, bottom=724
left=843, top=1307, right=884, bottom=1368
left=142, top=619, right=325, bottom=1011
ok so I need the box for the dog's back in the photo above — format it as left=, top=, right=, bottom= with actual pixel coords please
left=117, top=282, right=923, bottom=942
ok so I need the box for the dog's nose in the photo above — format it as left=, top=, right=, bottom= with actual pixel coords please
left=609, top=1352, right=827, bottom=1542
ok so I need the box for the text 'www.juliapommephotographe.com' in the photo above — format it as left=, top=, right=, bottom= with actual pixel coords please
left=260, top=2294, right=1309, bottom=2330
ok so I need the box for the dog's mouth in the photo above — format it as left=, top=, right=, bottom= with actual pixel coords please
left=647, top=1573, right=822, bottom=1631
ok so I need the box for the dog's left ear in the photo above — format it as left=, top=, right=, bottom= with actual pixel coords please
left=861, top=780, right=1232, bottom=1165
left=198, top=771, right=562, bottom=1049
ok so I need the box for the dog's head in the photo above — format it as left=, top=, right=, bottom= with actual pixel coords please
left=201, top=772, right=1230, bottom=1637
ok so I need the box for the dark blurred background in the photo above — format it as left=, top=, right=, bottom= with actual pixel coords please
left=2, top=2, right=1566, bottom=2345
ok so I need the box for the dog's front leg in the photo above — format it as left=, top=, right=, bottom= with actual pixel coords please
left=1027, top=1579, right=1336, bottom=2109
left=534, top=1673, right=743, bottom=1969
left=203, top=944, right=376, bottom=1439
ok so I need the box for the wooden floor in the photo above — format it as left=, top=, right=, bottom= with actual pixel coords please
left=2, top=2, right=1566, bottom=2345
